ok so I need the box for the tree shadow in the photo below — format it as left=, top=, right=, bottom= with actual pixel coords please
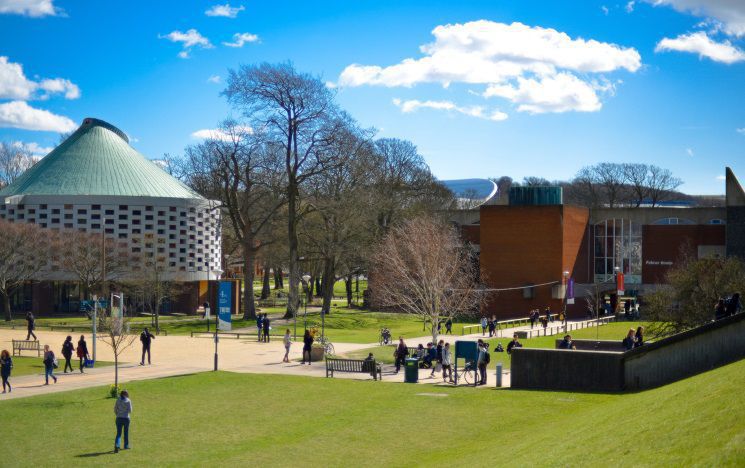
left=75, top=450, right=115, bottom=458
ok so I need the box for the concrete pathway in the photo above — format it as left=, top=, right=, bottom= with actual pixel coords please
left=0, top=317, right=615, bottom=401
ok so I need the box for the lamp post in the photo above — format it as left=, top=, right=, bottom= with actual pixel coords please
left=211, top=268, right=223, bottom=371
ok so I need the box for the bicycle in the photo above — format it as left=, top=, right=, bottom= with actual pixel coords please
left=453, top=360, right=477, bottom=385
left=379, top=328, right=392, bottom=345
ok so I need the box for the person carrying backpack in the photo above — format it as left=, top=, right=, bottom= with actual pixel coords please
left=477, top=340, right=490, bottom=386
left=42, top=344, right=57, bottom=385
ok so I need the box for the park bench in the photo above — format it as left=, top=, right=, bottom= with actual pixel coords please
left=12, top=339, right=40, bottom=356
left=325, top=358, right=382, bottom=380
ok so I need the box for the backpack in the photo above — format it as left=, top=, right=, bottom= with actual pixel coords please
left=484, top=351, right=491, bottom=364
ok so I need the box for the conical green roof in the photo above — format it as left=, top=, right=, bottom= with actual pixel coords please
left=0, top=118, right=203, bottom=199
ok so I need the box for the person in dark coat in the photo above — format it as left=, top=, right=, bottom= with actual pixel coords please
left=622, top=328, right=636, bottom=351
left=725, top=293, right=741, bottom=317
left=301, top=329, right=313, bottom=365
left=25, top=312, right=37, bottom=341
left=634, top=326, right=645, bottom=348
left=61, top=335, right=75, bottom=373
left=445, top=318, right=452, bottom=334
left=139, top=328, right=155, bottom=365
left=42, top=344, right=57, bottom=385
left=262, top=315, right=271, bottom=343
left=394, top=337, right=408, bottom=373
left=715, top=299, right=727, bottom=320
left=506, top=333, right=523, bottom=354
left=76, top=335, right=89, bottom=373
left=1, top=349, right=12, bottom=393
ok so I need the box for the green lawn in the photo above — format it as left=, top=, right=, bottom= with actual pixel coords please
left=1, top=360, right=743, bottom=466
left=4, top=356, right=113, bottom=377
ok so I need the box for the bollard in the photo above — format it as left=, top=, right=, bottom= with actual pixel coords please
left=496, top=363, right=503, bottom=387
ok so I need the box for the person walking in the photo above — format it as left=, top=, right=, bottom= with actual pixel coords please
left=25, top=311, right=37, bottom=341
left=282, top=329, right=292, bottom=363
left=487, top=318, right=496, bottom=337
left=1, top=349, right=12, bottom=393
left=256, top=314, right=263, bottom=341
left=301, top=329, right=313, bottom=365
left=725, top=293, right=741, bottom=317
left=394, top=337, right=408, bottom=374
left=441, top=342, right=453, bottom=383
left=262, top=315, right=271, bottom=343
left=480, top=316, right=488, bottom=336
left=76, top=335, right=90, bottom=373
left=61, top=335, right=75, bottom=373
left=42, top=344, right=57, bottom=385
left=114, top=389, right=132, bottom=452
left=139, top=328, right=155, bottom=366
left=545, top=307, right=553, bottom=323
left=445, top=318, right=452, bottom=334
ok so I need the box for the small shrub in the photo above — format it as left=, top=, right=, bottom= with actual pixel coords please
left=109, top=384, right=121, bottom=399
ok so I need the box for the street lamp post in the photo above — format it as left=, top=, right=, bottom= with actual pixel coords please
left=302, top=274, right=311, bottom=335
left=211, top=268, right=223, bottom=372
left=562, top=270, right=570, bottom=332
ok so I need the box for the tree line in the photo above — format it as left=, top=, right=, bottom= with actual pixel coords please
left=492, top=162, right=690, bottom=208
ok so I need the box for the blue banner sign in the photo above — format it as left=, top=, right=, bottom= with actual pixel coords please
left=218, top=281, right=232, bottom=331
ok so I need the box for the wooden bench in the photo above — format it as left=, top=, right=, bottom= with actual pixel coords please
left=325, top=358, right=382, bottom=380
left=12, top=339, right=40, bottom=356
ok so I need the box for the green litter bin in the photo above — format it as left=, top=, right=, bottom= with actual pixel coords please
left=404, top=358, right=419, bottom=383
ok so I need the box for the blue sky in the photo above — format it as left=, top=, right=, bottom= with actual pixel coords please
left=0, top=0, right=743, bottom=194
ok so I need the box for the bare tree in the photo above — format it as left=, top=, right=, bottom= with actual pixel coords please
left=97, top=306, right=137, bottom=389
left=224, top=62, right=343, bottom=320
left=647, top=165, right=683, bottom=207
left=623, top=163, right=650, bottom=207
left=61, top=230, right=127, bottom=301
left=179, top=121, right=285, bottom=319
left=0, top=220, right=49, bottom=321
left=0, top=142, right=35, bottom=188
left=371, top=217, right=482, bottom=344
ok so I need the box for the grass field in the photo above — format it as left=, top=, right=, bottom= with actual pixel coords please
left=0, top=359, right=743, bottom=466
left=3, top=356, right=114, bottom=377
left=344, top=322, right=648, bottom=367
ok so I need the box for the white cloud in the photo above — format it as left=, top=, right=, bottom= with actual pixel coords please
left=601, top=5, right=609, bottom=15
left=338, top=20, right=640, bottom=114
left=716, top=174, right=726, bottom=180
left=392, top=98, right=508, bottom=121
left=38, top=78, right=80, bottom=99
left=0, top=100, right=76, bottom=132
left=737, top=127, right=745, bottom=134
left=0, top=56, right=80, bottom=100
left=222, top=32, right=259, bottom=47
left=338, top=21, right=640, bottom=88
left=626, top=1, right=636, bottom=13
left=656, top=31, right=745, bottom=63
left=12, top=140, right=53, bottom=156
left=159, top=29, right=213, bottom=58
left=484, top=72, right=603, bottom=113
left=647, top=0, right=745, bottom=37
left=686, top=147, right=694, bottom=156
left=207, top=75, right=221, bottom=83
left=191, top=126, right=253, bottom=141
left=205, top=3, right=244, bottom=18
left=0, top=0, right=58, bottom=17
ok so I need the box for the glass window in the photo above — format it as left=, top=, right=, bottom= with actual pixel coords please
left=593, top=218, right=642, bottom=284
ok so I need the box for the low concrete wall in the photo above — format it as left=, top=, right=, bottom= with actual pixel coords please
left=624, top=312, right=745, bottom=390
left=513, top=313, right=745, bottom=392
left=554, top=339, right=625, bottom=352
left=511, top=348, right=624, bottom=392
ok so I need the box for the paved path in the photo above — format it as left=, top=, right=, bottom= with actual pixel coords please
left=0, top=317, right=614, bottom=400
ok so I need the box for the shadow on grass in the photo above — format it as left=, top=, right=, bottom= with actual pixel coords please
left=75, top=450, right=115, bottom=458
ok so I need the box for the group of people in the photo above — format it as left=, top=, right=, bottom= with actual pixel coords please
left=715, top=293, right=741, bottom=320
left=479, top=316, right=499, bottom=337
left=527, top=307, right=565, bottom=329
left=393, top=337, right=455, bottom=383
left=622, top=326, right=645, bottom=351
left=256, top=314, right=272, bottom=342
left=41, top=335, right=93, bottom=386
